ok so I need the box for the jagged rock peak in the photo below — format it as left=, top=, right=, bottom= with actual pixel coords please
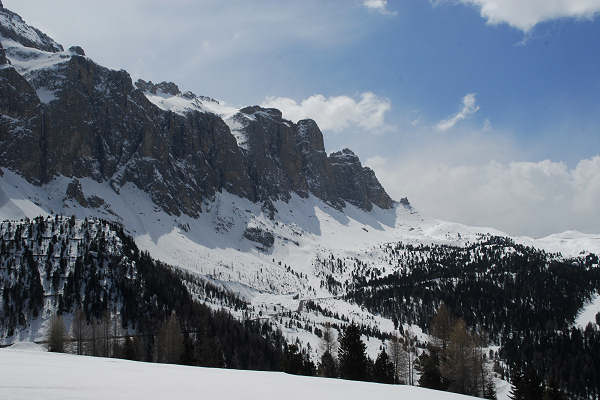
left=327, top=148, right=393, bottom=211
left=240, top=105, right=283, bottom=120
left=328, top=148, right=361, bottom=165
left=0, top=5, right=63, bottom=52
left=68, top=45, right=85, bottom=56
left=135, top=79, right=180, bottom=96
left=0, top=7, right=395, bottom=216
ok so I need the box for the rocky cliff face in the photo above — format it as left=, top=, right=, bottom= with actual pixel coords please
left=328, top=149, right=393, bottom=211
left=0, top=6, right=62, bottom=52
left=0, top=5, right=394, bottom=217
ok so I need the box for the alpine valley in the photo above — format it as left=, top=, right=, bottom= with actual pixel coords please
left=1, top=3, right=600, bottom=399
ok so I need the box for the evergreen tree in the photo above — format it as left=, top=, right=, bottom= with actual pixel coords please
left=509, top=368, right=525, bottom=400
left=373, top=348, right=395, bottom=384
left=521, top=367, right=544, bottom=400
left=338, top=323, right=368, bottom=381
left=543, top=377, right=566, bottom=400
left=417, top=348, right=445, bottom=390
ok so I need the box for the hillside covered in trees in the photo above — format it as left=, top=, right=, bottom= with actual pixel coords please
left=0, top=216, right=288, bottom=370
left=345, top=237, right=600, bottom=398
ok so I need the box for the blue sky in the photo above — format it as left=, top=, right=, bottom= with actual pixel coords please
left=7, top=0, right=600, bottom=236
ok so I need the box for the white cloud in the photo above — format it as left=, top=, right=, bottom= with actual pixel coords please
left=363, top=0, right=397, bottom=15
left=7, top=0, right=364, bottom=105
left=436, top=93, right=480, bottom=131
left=261, top=92, right=391, bottom=133
left=445, top=0, right=600, bottom=32
left=367, top=151, right=600, bottom=237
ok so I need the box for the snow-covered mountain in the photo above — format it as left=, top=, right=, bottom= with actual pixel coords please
left=1, top=4, right=600, bottom=391
left=3, top=6, right=600, bottom=398
left=1, top=0, right=600, bottom=341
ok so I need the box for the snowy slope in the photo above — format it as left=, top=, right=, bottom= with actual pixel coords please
left=0, top=347, right=479, bottom=400
left=576, top=292, right=600, bottom=328
left=1, top=168, right=598, bottom=360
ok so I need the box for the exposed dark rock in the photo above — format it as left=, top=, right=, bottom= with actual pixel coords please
left=0, top=7, right=395, bottom=217
left=295, top=119, right=342, bottom=208
left=65, top=179, right=88, bottom=207
left=87, top=195, right=105, bottom=208
left=0, top=42, right=7, bottom=65
left=0, top=64, right=42, bottom=181
left=135, top=79, right=180, bottom=96
left=64, top=179, right=105, bottom=208
left=328, top=149, right=393, bottom=211
left=68, top=46, right=85, bottom=56
left=0, top=6, right=63, bottom=52
left=243, top=227, right=275, bottom=248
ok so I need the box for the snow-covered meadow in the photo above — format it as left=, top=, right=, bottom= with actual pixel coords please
left=0, top=345, right=479, bottom=400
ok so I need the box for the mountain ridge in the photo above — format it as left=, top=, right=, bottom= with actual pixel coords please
left=0, top=4, right=393, bottom=219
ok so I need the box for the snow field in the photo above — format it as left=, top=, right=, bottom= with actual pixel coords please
left=0, top=347, right=479, bottom=400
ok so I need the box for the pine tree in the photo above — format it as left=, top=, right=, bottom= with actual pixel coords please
left=509, top=367, right=525, bottom=400
left=417, top=348, right=445, bottom=390
left=543, top=376, right=566, bottom=400
left=521, top=367, right=544, bottom=400
left=338, top=323, right=368, bottom=381
left=373, top=348, right=395, bottom=384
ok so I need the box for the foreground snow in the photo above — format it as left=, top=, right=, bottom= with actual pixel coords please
left=0, top=347, right=478, bottom=400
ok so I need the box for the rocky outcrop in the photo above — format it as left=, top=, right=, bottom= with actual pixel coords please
left=64, top=179, right=105, bottom=208
left=0, top=42, right=6, bottom=65
left=234, top=107, right=392, bottom=211
left=0, top=7, right=63, bottom=52
left=243, top=227, right=275, bottom=249
left=328, top=149, right=393, bottom=211
left=238, top=106, right=308, bottom=203
left=68, top=46, right=85, bottom=56
left=0, top=57, right=43, bottom=180
left=135, top=79, right=180, bottom=96
left=0, top=5, right=394, bottom=217
left=65, top=179, right=88, bottom=207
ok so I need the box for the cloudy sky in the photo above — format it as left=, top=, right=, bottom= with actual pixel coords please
left=8, top=0, right=600, bottom=237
